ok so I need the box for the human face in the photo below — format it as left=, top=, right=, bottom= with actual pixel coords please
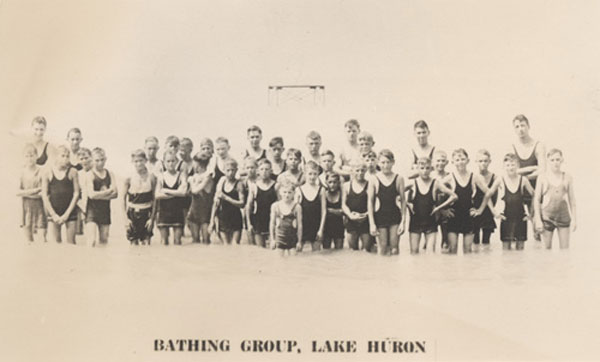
left=244, top=162, right=257, bottom=179
left=433, top=153, right=448, bottom=172
left=215, top=142, right=229, bottom=158
left=306, top=168, right=319, bottom=184
left=132, top=156, right=147, bottom=173
left=364, top=154, right=377, bottom=171
left=414, top=126, right=429, bottom=146
left=199, top=144, right=213, bottom=159
left=358, top=139, right=373, bottom=155
left=164, top=155, right=178, bottom=172
left=513, top=120, right=530, bottom=139
left=145, top=141, right=159, bottom=159
left=345, top=125, right=359, bottom=143
left=452, top=152, right=469, bottom=172
left=179, top=142, right=193, bottom=158
left=270, top=144, right=284, bottom=160
left=286, top=154, right=300, bottom=171
left=417, top=162, right=432, bottom=179
left=166, top=142, right=179, bottom=155
left=352, top=165, right=366, bottom=181
left=79, top=152, right=92, bottom=171
left=258, top=163, right=272, bottom=180
left=224, top=164, right=237, bottom=180
left=326, top=177, right=340, bottom=192
left=320, top=155, right=334, bottom=172
left=92, top=153, right=107, bottom=171
left=378, top=156, right=393, bottom=173
left=32, top=123, right=46, bottom=141
left=547, top=152, right=563, bottom=172
left=280, top=187, right=294, bottom=202
left=57, top=150, right=70, bottom=168
left=24, top=149, right=37, bottom=167
left=248, top=131, right=262, bottom=149
left=504, top=160, right=518, bottom=175
left=67, top=132, right=82, bottom=151
left=475, top=154, right=491, bottom=173
left=306, top=138, right=321, bottom=155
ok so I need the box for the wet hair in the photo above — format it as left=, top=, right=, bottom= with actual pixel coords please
left=547, top=148, right=563, bottom=158
left=325, top=171, right=340, bottom=182
left=215, top=137, right=229, bottom=146
left=452, top=148, right=469, bottom=159
left=258, top=158, right=272, bottom=168
left=344, top=119, right=360, bottom=129
left=320, top=149, right=335, bottom=159
left=77, top=147, right=92, bottom=157
left=414, top=120, right=429, bottom=130
left=163, top=149, right=178, bottom=161
left=513, top=114, right=530, bottom=127
left=247, top=125, right=262, bottom=135
left=286, top=148, right=302, bottom=160
left=357, top=131, right=375, bottom=145
left=31, top=116, right=47, bottom=127
left=224, top=158, right=238, bottom=169
left=23, top=143, right=37, bottom=156
left=305, top=160, right=320, bottom=172
left=165, top=135, right=180, bottom=148
left=66, top=127, right=82, bottom=138
left=145, top=136, right=159, bottom=145
left=416, top=157, right=432, bottom=166
left=180, top=137, right=193, bottom=148
left=269, top=137, right=284, bottom=148
left=477, top=149, right=491, bottom=159
left=92, top=147, right=106, bottom=158
left=131, top=149, right=147, bottom=160
left=378, top=149, right=395, bottom=162
left=503, top=153, right=518, bottom=162
left=199, top=138, right=214, bottom=149
left=306, top=131, right=321, bottom=142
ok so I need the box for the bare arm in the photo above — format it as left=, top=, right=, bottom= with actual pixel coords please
left=432, top=181, right=458, bottom=213
left=219, top=181, right=246, bottom=208
left=367, top=180, right=377, bottom=235
left=149, top=175, right=158, bottom=225
left=396, top=175, right=407, bottom=233
left=209, top=178, right=225, bottom=229
left=245, top=184, right=255, bottom=230
left=295, top=204, right=303, bottom=245
left=341, top=183, right=353, bottom=218
left=317, top=187, right=327, bottom=238
left=122, top=177, right=131, bottom=215
left=61, top=169, right=80, bottom=221
left=107, top=171, right=118, bottom=199
left=474, top=178, right=502, bottom=215
left=269, top=203, right=277, bottom=247
left=41, top=171, right=58, bottom=219
left=567, top=173, right=576, bottom=231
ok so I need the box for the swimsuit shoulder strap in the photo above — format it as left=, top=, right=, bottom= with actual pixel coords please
left=428, top=146, right=435, bottom=159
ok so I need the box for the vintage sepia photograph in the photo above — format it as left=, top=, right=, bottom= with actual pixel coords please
left=1, top=0, right=599, bottom=361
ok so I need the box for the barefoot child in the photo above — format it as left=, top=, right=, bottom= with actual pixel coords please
left=534, top=149, right=576, bottom=249
left=319, top=150, right=336, bottom=187
left=407, top=157, right=456, bottom=254
left=474, top=153, right=534, bottom=251
left=241, top=156, right=258, bottom=244
left=212, top=137, right=232, bottom=184
left=41, top=145, right=80, bottom=244
left=367, top=149, right=406, bottom=255
left=209, top=158, right=245, bottom=244
left=323, top=172, right=345, bottom=250
left=144, top=136, right=162, bottom=176
left=363, top=150, right=378, bottom=183
left=304, top=131, right=323, bottom=173
left=270, top=181, right=303, bottom=255
left=335, top=119, right=361, bottom=179
left=277, top=148, right=304, bottom=187
left=123, top=150, right=157, bottom=245
left=246, top=159, right=277, bottom=247
left=18, top=144, right=47, bottom=242
left=472, top=150, right=498, bottom=248
left=187, top=143, right=215, bottom=244
left=155, top=150, right=188, bottom=245
left=432, top=150, right=452, bottom=250
left=66, top=128, right=84, bottom=170
left=268, top=137, right=286, bottom=181
left=85, top=148, right=118, bottom=246
left=75, top=148, right=93, bottom=237
left=296, top=161, right=326, bottom=251
left=342, top=162, right=373, bottom=251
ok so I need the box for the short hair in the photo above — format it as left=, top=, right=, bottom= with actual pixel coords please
left=247, top=125, right=262, bottom=135
left=269, top=137, right=284, bottom=148
left=357, top=131, right=375, bottom=144
left=131, top=149, right=147, bottom=160
left=243, top=156, right=258, bottom=167
left=378, top=149, right=395, bottom=162
left=452, top=148, right=469, bottom=159
left=180, top=137, right=193, bottom=148
left=286, top=148, right=302, bottom=160
left=165, top=135, right=180, bottom=147
left=163, top=149, right=178, bottom=161
left=23, top=143, right=37, bottom=156
left=547, top=148, right=563, bottom=158
left=306, top=131, right=321, bottom=141
left=432, top=149, right=447, bottom=159
left=503, top=153, right=518, bottom=162
left=363, top=150, right=377, bottom=160
left=325, top=171, right=340, bottom=182
left=414, top=120, right=429, bottom=130
left=513, top=114, right=530, bottom=126
left=56, top=144, right=70, bottom=156
left=349, top=160, right=367, bottom=169
left=344, top=119, right=360, bottom=129
left=224, top=158, right=238, bottom=169
left=66, top=127, right=81, bottom=138
left=320, top=149, right=335, bottom=159
left=416, top=157, right=432, bottom=166
left=199, top=138, right=213, bottom=149
left=258, top=158, right=272, bottom=168
left=304, top=160, right=320, bottom=172
left=145, top=136, right=159, bottom=145
left=278, top=180, right=296, bottom=192
left=215, top=137, right=229, bottom=145
left=92, top=147, right=106, bottom=157
left=477, top=149, right=491, bottom=159
left=31, top=116, right=47, bottom=127
left=77, top=147, right=92, bottom=157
